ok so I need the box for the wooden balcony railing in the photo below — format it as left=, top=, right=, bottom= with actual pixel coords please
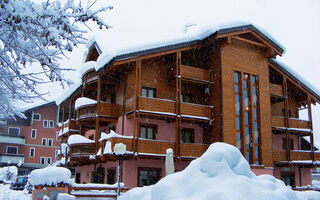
left=137, top=140, right=174, bottom=155
left=180, top=64, right=211, bottom=83
left=269, top=83, right=283, bottom=96
left=180, top=143, right=209, bottom=158
left=100, top=137, right=208, bottom=158
left=69, top=143, right=95, bottom=158
left=273, top=150, right=314, bottom=162
left=181, top=103, right=213, bottom=120
left=77, top=102, right=121, bottom=120
left=139, top=97, right=176, bottom=116
left=272, top=116, right=310, bottom=131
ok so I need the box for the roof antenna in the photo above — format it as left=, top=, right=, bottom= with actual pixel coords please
left=184, top=23, right=197, bottom=32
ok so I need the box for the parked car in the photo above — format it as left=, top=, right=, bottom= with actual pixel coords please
left=11, top=176, right=28, bottom=190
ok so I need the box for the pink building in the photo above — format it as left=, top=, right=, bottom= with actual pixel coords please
left=0, top=102, right=60, bottom=175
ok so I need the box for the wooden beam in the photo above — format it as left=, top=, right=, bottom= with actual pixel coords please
left=307, top=94, right=315, bottom=161
left=113, top=44, right=203, bottom=66
left=95, top=75, right=102, bottom=154
left=175, top=51, right=181, bottom=158
left=231, top=36, right=267, bottom=48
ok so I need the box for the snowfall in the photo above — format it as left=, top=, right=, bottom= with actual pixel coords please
left=0, top=143, right=320, bottom=200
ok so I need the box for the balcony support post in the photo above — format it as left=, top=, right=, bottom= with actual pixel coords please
left=133, top=60, right=141, bottom=159
left=307, top=94, right=315, bottom=162
left=175, top=51, right=181, bottom=158
left=283, top=77, right=290, bottom=162
left=95, top=74, right=102, bottom=154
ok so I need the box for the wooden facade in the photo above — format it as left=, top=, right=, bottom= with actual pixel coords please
left=57, top=25, right=320, bottom=188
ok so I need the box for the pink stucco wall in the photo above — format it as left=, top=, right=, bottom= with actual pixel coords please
left=272, top=134, right=299, bottom=150
left=273, top=166, right=311, bottom=187
left=76, top=165, right=95, bottom=184
left=251, top=167, right=274, bottom=176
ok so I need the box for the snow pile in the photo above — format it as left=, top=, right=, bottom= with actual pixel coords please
left=0, top=166, right=18, bottom=182
left=120, top=142, right=320, bottom=200
left=61, top=143, right=69, bottom=155
left=29, top=166, right=71, bottom=186
left=0, top=184, right=31, bottom=200
left=74, top=97, right=97, bottom=110
left=67, top=134, right=95, bottom=145
left=99, top=130, right=133, bottom=142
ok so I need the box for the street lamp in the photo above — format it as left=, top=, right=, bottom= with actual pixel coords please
left=114, top=143, right=126, bottom=197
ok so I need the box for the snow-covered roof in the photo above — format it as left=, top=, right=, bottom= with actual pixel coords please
left=85, top=23, right=284, bottom=73
left=270, top=59, right=320, bottom=101
left=20, top=101, right=56, bottom=113
left=55, top=81, right=82, bottom=106
left=74, top=97, right=97, bottom=110
left=67, top=134, right=95, bottom=146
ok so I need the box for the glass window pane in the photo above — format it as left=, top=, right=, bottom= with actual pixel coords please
left=243, top=80, right=248, bottom=88
left=254, top=108, right=258, bottom=121
left=236, top=117, right=240, bottom=130
left=141, top=88, right=147, bottom=97
left=139, top=170, right=148, bottom=186
left=236, top=132, right=241, bottom=150
left=149, top=170, right=160, bottom=185
left=245, top=112, right=249, bottom=125
left=244, top=90, right=249, bottom=107
left=234, top=84, right=239, bottom=93
left=149, top=89, right=154, bottom=98
left=246, top=152, right=250, bottom=163
left=140, top=127, right=146, bottom=138
left=147, top=128, right=153, bottom=139
left=245, top=127, right=250, bottom=149
left=235, top=95, right=240, bottom=115
left=234, top=72, right=239, bottom=83
left=252, top=76, right=256, bottom=85
left=252, top=87, right=257, bottom=106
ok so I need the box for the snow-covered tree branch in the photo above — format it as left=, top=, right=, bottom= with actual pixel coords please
left=0, top=0, right=112, bottom=119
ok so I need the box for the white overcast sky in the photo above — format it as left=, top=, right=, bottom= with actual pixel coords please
left=30, top=0, right=320, bottom=144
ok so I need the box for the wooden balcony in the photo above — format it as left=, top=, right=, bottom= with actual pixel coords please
left=181, top=103, right=213, bottom=121
left=272, top=116, right=310, bottom=132
left=180, top=64, right=211, bottom=83
left=58, top=119, right=80, bottom=139
left=269, top=83, right=283, bottom=96
left=138, top=97, right=176, bottom=117
left=69, top=143, right=95, bottom=161
left=273, top=150, right=317, bottom=164
left=180, top=143, right=209, bottom=158
left=77, top=102, right=121, bottom=122
left=99, top=137, right=208, bottom=159
left=83, top=70, right=98, bottom=85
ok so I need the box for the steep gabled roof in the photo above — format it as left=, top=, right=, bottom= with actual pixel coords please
left=270, top=59, right=320, bottom=102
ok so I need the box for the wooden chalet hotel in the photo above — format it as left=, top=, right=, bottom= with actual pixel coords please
left=56, top=24, right=320, bottom=188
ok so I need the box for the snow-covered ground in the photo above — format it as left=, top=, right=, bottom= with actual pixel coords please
left=0, top=184, right=31, bottom=200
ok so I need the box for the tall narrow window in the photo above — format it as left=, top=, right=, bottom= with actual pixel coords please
left=234, top=71, right=260, bottom=164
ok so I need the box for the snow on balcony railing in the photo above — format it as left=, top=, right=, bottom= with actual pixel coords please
left=75, top=97, right=97, bottom=110
left=67, top=134, right=95, bottom=146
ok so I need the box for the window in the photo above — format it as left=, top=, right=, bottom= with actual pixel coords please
left=281, top=172, right=295, bottom=188
left=47, top=157, right=52, bottom=164
left=48, top=138, right=53, bottom=146
left=75, top=173, right=81, bottom=184
left=33, top=113, right=41, bottom=121
left=41, top=138, right=47, bottom=146
left=141, top=87, right=156, bottom=98
left=181, top=93, right=193, bottom=103
left=6, top=146, right=18, bottom=154
left=29, top=148, right=35, bottom=157
left=138, top=168, right=161, bottom=187
left=43, top=120, right=48, bottom=128
left=56, top=131, right=60, bottom=141
left=55, top=150, right=60, bottom=159
left=31, top=129, right=37, bottom=139
left=140, top=124, right=157, bottom=140
left=282, top=138, right=294, bottom=150
left=49, top=120, right=54, bottom=128
left=234, top=72, right=261, bottom=164
left=107, top=168, right=116, bottom=184
left=8, top=127, right=20, bottom=136
left=40, top=157, right=46, bottom=164
left=111, top=91, right=117, bottom=104
left=181, top=128, right=195, bottom=143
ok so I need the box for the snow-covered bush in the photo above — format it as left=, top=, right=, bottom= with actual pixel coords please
left=30, top=166, right=71, bottom=187
left=0, top=166, right=18, bottom=183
